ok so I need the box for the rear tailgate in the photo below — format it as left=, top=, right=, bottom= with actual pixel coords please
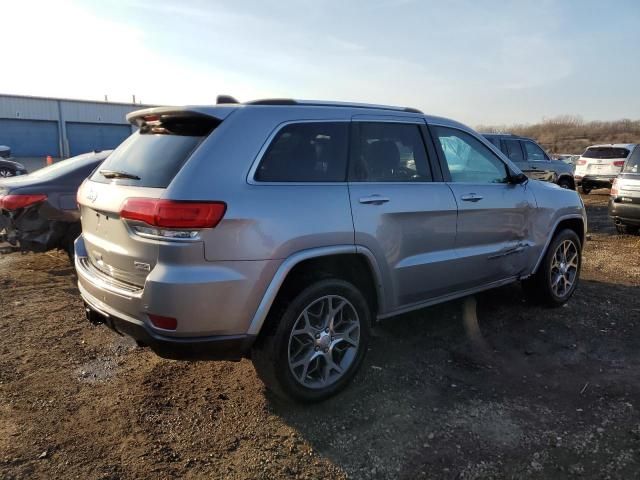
left=77, top=109, right=224, bottom=287
left=579, top=146, right=630, bottom=177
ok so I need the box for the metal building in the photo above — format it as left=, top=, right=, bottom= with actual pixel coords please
left=0, top=94, right=154, bottom=159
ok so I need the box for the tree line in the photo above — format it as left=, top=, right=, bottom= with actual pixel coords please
left=476, top=116, right=640, bottom=154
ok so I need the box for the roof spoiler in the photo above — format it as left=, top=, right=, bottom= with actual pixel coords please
left=126, top=106, right=235, bottom=126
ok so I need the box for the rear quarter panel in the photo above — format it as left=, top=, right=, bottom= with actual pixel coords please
left=166, top=107, right=356, bottom=261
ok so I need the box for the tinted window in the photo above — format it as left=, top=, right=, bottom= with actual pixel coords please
left=91, top=116, right=218, bottom=188
left=349, top=123, right=432, bottom=182
left=434, top=126, right=508, bottom=184
left=583, top=147, right=630, bottom=159
left=523, top=140, right=547, bottom=161
left=484, top=136, right=501, bottom=148
left=256, top=122, right=348, bottom=182
left=503, top=139, right=525, bottom=162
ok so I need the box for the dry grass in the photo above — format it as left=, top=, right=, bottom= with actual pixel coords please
left=477, top=116, right=640, bottom=155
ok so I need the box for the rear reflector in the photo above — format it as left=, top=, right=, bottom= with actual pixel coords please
left=148, top=314, right=178, bottom=330
left=611, top=178, right=619, bottom=196
left=120, top=198, right=226, bottom=229
left=0, top=194, right=47, bottom=211
left=613, top=160, right=625, bottom=167
left=576, top=160, right=587, bottom=166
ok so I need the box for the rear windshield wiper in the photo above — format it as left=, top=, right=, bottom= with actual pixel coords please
left=99, top=169, right=141, bottom=180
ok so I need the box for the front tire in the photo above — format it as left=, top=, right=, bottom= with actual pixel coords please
left=522, top=229, right=582, bottom=307
left=252, top=278, right=371, bottom=402
left=0, top=167, right=14, bottom=177
left=557, top=177, right=573, bottom=189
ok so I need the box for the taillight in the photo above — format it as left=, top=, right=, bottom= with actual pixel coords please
left=0, top=194, right=47, bottom=211
left=611, top=178, right=619, bottom=196
left=576, top=160, right=587, bottom=166
left=613, top=160, right=625, bottom=167
left=120, top=198, right=226, bottom=239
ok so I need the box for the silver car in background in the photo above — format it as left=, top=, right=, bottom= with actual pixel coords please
left=609, top=145, right=640, bottom=234
left=76, top=99, right=587, bottom=402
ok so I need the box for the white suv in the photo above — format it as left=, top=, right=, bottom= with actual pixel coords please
left=574, top=144, right=637, bottom=194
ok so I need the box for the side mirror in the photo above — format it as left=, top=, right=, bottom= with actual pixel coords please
left=510, top=172, right=528, bottom=185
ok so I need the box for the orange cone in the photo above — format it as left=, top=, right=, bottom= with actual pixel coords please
left=46, top=155, right=53, bottom=166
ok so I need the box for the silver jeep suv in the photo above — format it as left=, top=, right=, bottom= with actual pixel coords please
left=75, top=99, right=587, bottom=402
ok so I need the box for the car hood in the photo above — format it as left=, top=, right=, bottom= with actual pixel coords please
left=553, top=161, right=574, bottom=174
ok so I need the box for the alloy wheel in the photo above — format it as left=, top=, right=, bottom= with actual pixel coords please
left=550, top=239, right=579, bottom=298
left=287, top=295, right=360, bottom=389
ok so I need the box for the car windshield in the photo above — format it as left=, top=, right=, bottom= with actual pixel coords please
left=26, top=152, right=110, bottom=179
left=582, top=147, right=630, bottom=159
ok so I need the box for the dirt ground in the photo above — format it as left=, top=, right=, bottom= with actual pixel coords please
left=1, top=191, right=639, bottom=479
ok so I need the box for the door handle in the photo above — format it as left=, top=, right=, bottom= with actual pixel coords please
left=359, top=195, right=390, bottom=205
left=460, top=193, right=483, bottom=202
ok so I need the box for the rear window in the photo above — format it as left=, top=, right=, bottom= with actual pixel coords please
left=28, top=152, right=109, bottom=180
left=90, top=115, right=218, bottom=188
left=255, top=122, right=349, bottom=182
left=623, top=147, right=640, bottom=173
left=583, top=147, right=630, bottom=159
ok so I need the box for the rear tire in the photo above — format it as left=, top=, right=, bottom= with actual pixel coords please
left=0, top=167, right=14, bottom=177
left=251, top=278, right=370, bottom=403
left=522, top=229, right=582, bottom=307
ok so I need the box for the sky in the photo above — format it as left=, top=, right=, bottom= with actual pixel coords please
left=1, top=0, right=639, bottom=126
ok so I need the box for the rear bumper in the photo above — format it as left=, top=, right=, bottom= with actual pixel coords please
left=83, top=296, right=254, bottom=360
left=609, top=198, right=640, bottom=225
left=74, top=234, right=277, bottom=358
left=576, top=175, right=616, bottom=188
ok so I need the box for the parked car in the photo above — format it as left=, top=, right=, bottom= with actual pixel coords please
left=609, top=145, right=640, bottom=234
left=76, top=100, right=586, bottom=402
left=0, top=150, right=111, bottom=258
left=482, top=134, right=575, bottom=189
left=574, top=144, right=637, bottom=194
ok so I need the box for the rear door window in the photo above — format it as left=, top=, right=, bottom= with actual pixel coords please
left=502, top=139, right=525, bottom=162
left=255, top=122, right=348, bottom=182
left=90, top=115, right=219, bottom=188
left=523, top=140, right=548, bottom=161
left=349, top=122, right=432, bottom=182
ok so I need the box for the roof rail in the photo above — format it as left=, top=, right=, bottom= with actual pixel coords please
left=216, top=95, right=239, bottom=104
left=246, top=98, right=423, bottom=114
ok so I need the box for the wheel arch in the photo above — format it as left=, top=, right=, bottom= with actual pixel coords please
left=530, top=215, right=585, bottom=275
left=557, top=174, right=576, bottom=190
left=247, top=246, right=385, bottom=336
